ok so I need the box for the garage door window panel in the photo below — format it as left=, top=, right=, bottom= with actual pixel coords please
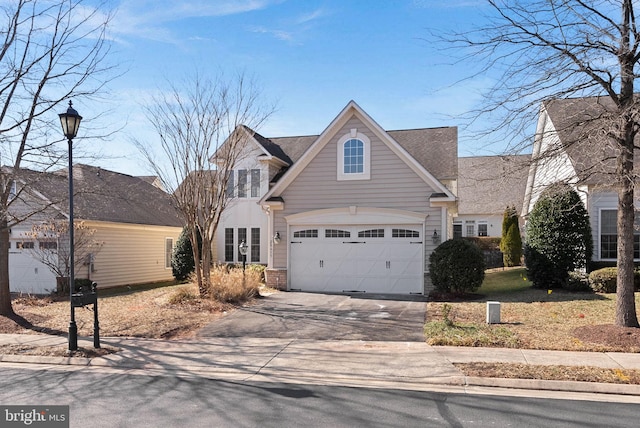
left=392, top=229, right=419, bottom=238
left=293, top=229, right=318, bottom=238
left=325, top=229, right=350, bottom=238
left=358, top=229, right=384, bottom=238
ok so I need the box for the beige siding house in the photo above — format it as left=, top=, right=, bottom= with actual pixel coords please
left=8, top=164, right=182, bottom=293
left=523, top=95, right=640, bottom=263
left=217, top=101, right=457, bottom=295
left=456, top=155, right=530, bottom=238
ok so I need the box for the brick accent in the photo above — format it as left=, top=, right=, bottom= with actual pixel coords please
left=265, top=268, right=287, bottom=290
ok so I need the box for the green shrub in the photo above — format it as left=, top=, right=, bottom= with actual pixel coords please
left=588, top=267, right=640, bottom=293
left=172, top=227, right=202, bottom=281
left=500, top=206, right=523, bottom=267
left=589, top=268, right=618, bottom=293
left=429, top=239, right=486, bottom=294
left=564, top=271, right=591, bottom=292
left=524, top=184, right=593, bottom=288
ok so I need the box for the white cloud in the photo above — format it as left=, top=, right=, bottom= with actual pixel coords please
left=110, top=0, right=279, bottom=43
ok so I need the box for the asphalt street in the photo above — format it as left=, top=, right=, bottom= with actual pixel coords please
left=1, top=367, right=638, bottom=428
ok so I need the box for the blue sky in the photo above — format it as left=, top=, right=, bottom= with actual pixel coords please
left=90, top=0, right=498, bottom=176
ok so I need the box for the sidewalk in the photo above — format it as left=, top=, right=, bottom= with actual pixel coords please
left=1, top=333, right=640, bottom=398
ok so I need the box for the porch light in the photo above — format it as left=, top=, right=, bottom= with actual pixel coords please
left=432, top=229, right=440, bottom=245
left=239, top=240, right=248, bottom=272
left=273, top=231, right=281, bottom=244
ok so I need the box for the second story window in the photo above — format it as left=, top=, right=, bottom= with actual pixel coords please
left=337, top=129, right=371, bottom=181
left=251, top=169, right=260, bottom=198
left=238, top=170, right=248, bottom=198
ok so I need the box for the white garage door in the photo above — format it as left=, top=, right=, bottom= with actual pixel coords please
left=290, top=225, right=423, bottom=294
left=9, top=246, right=56, bottom=294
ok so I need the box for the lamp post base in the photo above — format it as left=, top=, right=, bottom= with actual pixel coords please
left=68, top=321, right=78, bottom=351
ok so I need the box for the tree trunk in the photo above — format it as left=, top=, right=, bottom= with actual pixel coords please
left=615, top=125, right=639, bottom=327
left=615, top=2, right=639, bottom=327
left=200, top=235, right=212, bottom=297
left=190, top=228, right=204, bottom=296
left=0, top=217, right=15, bottom=316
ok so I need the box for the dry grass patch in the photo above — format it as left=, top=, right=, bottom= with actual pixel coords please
left=456, top=362, right=640, bottom=385
left=0, top=282, right=243, bottom=340
left=426, top=268, right=640, bottom=352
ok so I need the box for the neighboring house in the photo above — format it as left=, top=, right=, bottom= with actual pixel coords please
left=216, top=100, right=458, bottom=295
left=523, top=95, right=640, bottom=263
left=456, top=155, right=530, bottom=238
left=7, top=164, right=182, bottom=294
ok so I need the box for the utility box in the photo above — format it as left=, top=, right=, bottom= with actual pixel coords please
left=486, top=301, right=501, bottom=324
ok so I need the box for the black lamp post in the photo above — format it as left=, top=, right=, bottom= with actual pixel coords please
left=59, top=100, right=82, bottom=351
left=239, top=240, right=248, bottom=272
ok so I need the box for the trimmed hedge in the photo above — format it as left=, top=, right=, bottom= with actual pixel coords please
left=429, top=239, right=486, bottom=294
left=588, top=267, right=640, bottom=293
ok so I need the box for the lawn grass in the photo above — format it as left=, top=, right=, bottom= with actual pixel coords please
left=425, top=267, right=640, bottom=352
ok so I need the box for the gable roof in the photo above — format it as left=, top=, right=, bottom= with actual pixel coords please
left=458, top=155, right=530, bottom=216
left=259, top=100, right=456, bottom=203
left=542, top=95, right=640, bottom=185
left=13, top=164, right=182, bottom=227
left=248, top=124, right=458, bottom=183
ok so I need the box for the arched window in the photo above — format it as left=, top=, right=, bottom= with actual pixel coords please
left=343, top=139, right=364, bottom=174
left=337, top=129, right=371, bottom=180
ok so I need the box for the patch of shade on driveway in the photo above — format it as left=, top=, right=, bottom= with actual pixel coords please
left=196, top=292, right=427, bottom=342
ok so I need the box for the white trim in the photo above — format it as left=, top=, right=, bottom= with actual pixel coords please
left=285, top=206, right=428, bottom=226
left=337, top=131, right=371, bottom=181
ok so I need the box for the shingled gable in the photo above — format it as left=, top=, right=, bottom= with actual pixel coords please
left=15, top=164, right=181, bottom=227
left=539, top=95, right=640, bottom=185
left=257, top=100, right=456, bottom=204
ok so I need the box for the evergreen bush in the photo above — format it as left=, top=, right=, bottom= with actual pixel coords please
left=429, top=239, right=485, bottom=294
left=524, top=184, right=593, bottom=288
left=588, top=267, right=640, bottom=293
left=171, top=227, right=201, bottom=281
left=500, top=206, right=523, bottom=267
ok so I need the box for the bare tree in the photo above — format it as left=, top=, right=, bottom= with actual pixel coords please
left=0, top=0, right=116, bottom=316
left=26, top=220, right=104, bottom=293
left=135, top=72, right=274, bottom=296
left=440, top=0, right=640, bottom=327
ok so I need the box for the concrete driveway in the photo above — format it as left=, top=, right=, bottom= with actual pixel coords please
left=196, top=292, right=427, bottom=342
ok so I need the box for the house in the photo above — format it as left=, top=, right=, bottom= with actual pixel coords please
left=216, top=101, right=458, bottom=295
left=456, top=155, right=530, bottom=238
left=7, top=164, right=183, bottom=294
left=523, top=95, right=640, bottom=263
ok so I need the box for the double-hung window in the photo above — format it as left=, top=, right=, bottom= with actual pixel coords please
left=600, top=209, right=640, bottom=259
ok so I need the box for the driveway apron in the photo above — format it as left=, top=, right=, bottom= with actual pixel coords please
left=197, top=292, right=427, bottom=342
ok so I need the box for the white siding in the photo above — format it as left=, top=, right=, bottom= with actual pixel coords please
left=215, top=144, right=269, bottom=264
left=526, top=113, right=580, bottom=213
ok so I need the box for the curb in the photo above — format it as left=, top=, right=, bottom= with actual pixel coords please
left=465, top=376, right=640, bottom=396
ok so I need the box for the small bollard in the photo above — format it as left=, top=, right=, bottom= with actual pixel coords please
left=486, top=301, right=501, bottom=324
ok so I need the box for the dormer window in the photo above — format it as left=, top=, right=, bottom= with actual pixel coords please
left=337, top=129, right=370, bottom=181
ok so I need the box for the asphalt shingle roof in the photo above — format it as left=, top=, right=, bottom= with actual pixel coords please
left=457, top=155, right=530, bottom=215
left=14, top=164, right=182, bottom=227
left=543, top=95, right=640, bottom=185
left=249, top=126, right=458, bottom=182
